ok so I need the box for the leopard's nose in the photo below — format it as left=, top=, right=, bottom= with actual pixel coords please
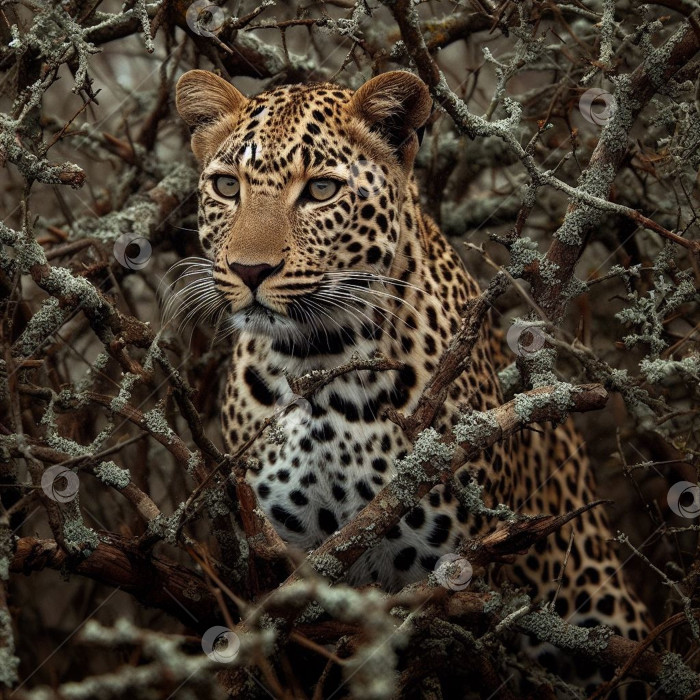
left=228, top=260, right=284, bottom=291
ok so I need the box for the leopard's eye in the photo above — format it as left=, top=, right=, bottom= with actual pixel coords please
left=212, top=175, right=240, bottom=199
left=305, top=179, right=340, bottom=202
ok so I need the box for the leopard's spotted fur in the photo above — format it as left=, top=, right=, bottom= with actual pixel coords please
left=176, top=69, right=650, bottom=690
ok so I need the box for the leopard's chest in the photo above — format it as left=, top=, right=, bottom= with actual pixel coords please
left=235, top=365, right=414, bottom=550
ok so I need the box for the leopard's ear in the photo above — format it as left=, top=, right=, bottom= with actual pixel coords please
left=348, top=71, right=432, bottom=162
left=176, top=70, right=247, bottom=161
left=176, top=70, right=247, bottom=127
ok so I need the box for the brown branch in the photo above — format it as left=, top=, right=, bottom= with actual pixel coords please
left=462, top=500, right=610, bottom=567
left=389, top=272, right=509, bottom=440
left=294, top=383, right=609, bottom=586
left=387, top=1, right=700, bottom=318
left=169, top=0, right=316, bottom=81
left=437, top=590, right=698, bottom=690
left=83, top=392, right=193, bottom=469
left=287, top=353, right=405, bottom=398
left=531, top=11, right=700, bottom=320
left=11, top=535, right=222, bottom=632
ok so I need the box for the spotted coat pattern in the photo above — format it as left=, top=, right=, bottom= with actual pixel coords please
left=175, top=71, right=650, bottom=686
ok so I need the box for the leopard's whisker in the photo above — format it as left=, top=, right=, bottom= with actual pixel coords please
left=160, top=256, right=213, bottom=290
left=159, top=257, right=217, bottom=326
left=317, top=293, right=398, bottom=340
left=323, top=270, right=429, bottom=295
left=215, top=316, right=241, bottom=344
left=296, top=299, right=333, bottom=346
left=303, top=297, right=347, bottom=351
left=161, top=277, right=218, bottom=327
left=314, top=289, right=396, bottom=341
left=329, top=282, right=422, bottom=319
left=177, top=291, right=223, bottom=334
left=162, top=276, right=223, bottom=332
left=317, top=284, right=411, bottom=334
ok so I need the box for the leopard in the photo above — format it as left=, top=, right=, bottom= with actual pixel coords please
left=175, top=68, right=650, bottom=693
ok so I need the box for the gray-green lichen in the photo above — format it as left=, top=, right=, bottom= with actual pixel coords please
left=187, top=451, right=203, bottom=476
left=146, top=504, right=187, bottom=545
left=554, top=162, right=617, bottom=246
left=142, top=405, right=176, bottom=444
left=507, top=236, right=540, bottom=277
left=390, top=428, right=454, bottom=506
left=40, top=389, right=115, bottom=458
left=615, top=248, right=697, bottom=358
left=44, top=266, right=106, bottom=312
left=62, top=502, right=100, bottom=557
left=309, top=553, right=345, bottom=581
left=17, top=297, right=67, bottom=356
left=539, top=258, right=560, bottom=286
left=0, top=527, right=18, bottom=686
left=41, top=397, right=91, bottom=457
left=71, top=198, right=157, bottom=243
left=266, top=421, right=288, bottom=445
left=0, top=611, right=17, bottom=680
left=453, top=471, right=514, bottom=520
left=453, top=410, right=500, bottom=446
left=317, top=584, right=404, bottom=700
left=482, top=586, right=532, bottom=618
left=146, top=503, right=185, bottom=545
left=497, top=362, right=522, bottom=398
left=514, top=381, right=580, bottom=423
left=110, top=372, right=140, bottom=413
left=335, top=526, right=380, bottom=554
left=63, top=164, right=195, bottom=244
left=29, top=614, right=274, bottom=699
left=292, top=601, right=325, bottom=626
left=521, top=347, right=558, bottom=388
left=203, top=486, right=231, bottom=519
left=518, top=605, right=613, bottom=653
left=658, top=652, right=700, bottom=698
left=562, top=273, right=588, bottom=299
left=0, top=528, right=10, bottom=584
left=94, top=461, right=131, bottom=490
left=0, top=611, right=18, bottom=687
left=76, top=352, right=110, bottom=394
left=640, top=355, right=700, bottom=383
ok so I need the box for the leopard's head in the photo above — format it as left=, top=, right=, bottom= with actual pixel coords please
left=173, top=69, right=430, bottom=342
